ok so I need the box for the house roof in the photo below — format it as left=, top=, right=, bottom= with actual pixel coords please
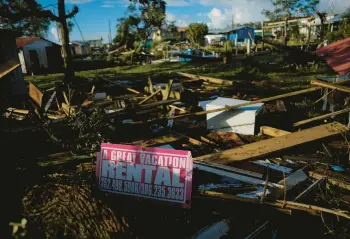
left=209, top=26, right=254, bottom=34
left=70, top=41, right=90, bottom=46
left=315, top=38, right=350, bottom=75
left=177, top=27, right=188, bottom=32
left=16, top=37, right=40, bottom=48
left=16, top=37, right=60, bottom=48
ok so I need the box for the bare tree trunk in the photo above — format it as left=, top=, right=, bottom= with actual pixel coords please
left=58, top=0, right=74, bottom=81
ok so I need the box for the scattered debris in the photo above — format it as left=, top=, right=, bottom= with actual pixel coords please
left=195, top=123, right=348, bottom=164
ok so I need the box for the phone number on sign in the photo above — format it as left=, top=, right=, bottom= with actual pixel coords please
left=100, top=177, right=185, bottom=201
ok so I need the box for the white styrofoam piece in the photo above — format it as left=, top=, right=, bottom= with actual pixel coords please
left=198, top=100, right=215, bottom=110
left=206, top=97, right=264, bottom=135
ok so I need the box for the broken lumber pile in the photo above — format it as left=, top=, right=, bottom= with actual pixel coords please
left=195, top=122, right=348, bottom=164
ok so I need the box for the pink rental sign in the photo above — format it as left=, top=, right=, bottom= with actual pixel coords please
left=96, top=143, right=193, bottom=208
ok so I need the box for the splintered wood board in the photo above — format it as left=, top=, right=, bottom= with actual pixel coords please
left=29, top=82, right=43, bottom=107
left=0, top=60, right=20, bottom=78
left=195, top=122, right=348, bottom=164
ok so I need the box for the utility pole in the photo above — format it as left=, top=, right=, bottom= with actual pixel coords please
left=52, top=7, right=61, bottom=44
left=231, top=14, right=234, bottom=30
left=58, top=0, right=74, bottom=80
left=109, top=19, right=112, bottom=45
left=262, top=21, right=264, bottom=51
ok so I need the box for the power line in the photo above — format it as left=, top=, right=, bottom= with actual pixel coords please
left=72, top=15, right=85, bottom=42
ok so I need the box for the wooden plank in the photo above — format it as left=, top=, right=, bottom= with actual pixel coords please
left=309, top=171, right=350, bottom=191
left=311, top=79, right=350, bottom=93
left=62, top=91, right=69, bottom=105
left=61, top=103, right=76, bottom=117
left=293, top=108, right=350, bottom=127
left=163, top=79, right=174, bottom=100
left=0, top=60, right=20, bottom=78
left=200, top=136, right=219, bottom=147
left=139, top=89, right=161, bottom=105
left=169, top=104, right=188, bottom=113
left=29, top=82, right=43, bottom=107
left=194, top=122, right=348, bottom=164
left=260, top=126, right=290, bottom=137
left=6, top=108, right=29, bottom=115
left=178, top=72, right=233, bottom=86
left=171, top=87, right=320, bottom=119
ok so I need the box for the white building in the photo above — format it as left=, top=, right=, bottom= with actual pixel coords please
left=16, top=37, right=63, bottom=74
left=204, top=34, right=225, bottom=46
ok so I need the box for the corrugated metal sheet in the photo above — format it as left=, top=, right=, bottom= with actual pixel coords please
left=315, top=38, right=350, bottom=75
left=16, top=37, right=40, bottom=48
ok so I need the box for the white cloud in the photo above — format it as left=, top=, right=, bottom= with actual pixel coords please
left=166, top=12, right=177, bottom=22
left=166, top=12, right=189, bottom=27
left=101, top=4, right=114, bottom=8
left=318, top=0, right=350, bottom=13
left=198, top=0, right=350, bottom=29
left=207, top=8, right=230, bottom=29
left=50, top=27, right=60, bottom=43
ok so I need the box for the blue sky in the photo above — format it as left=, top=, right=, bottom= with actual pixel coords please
left=38, top=0, right=350, bottom=43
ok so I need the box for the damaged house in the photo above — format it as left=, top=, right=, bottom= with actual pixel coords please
left=16, top=37, right=63, bottom=75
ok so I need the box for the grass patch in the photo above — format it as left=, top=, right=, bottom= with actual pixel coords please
left=25, top=53, right=336, bottom=94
